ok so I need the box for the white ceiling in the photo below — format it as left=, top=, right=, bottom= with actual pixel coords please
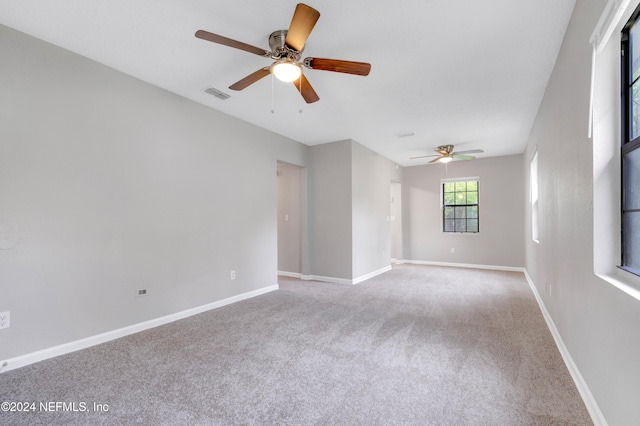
left=0, top=0, right=576, bottom=166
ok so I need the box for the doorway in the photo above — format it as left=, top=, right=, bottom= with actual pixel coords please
left=277, top=162, right=304, bottom=276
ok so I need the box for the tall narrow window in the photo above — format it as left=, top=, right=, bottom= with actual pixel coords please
left=621, top=6, right=640, bottom=274
left=530, top=150, right=539, bottom=243
left=442, top=179, right=479, bottom=233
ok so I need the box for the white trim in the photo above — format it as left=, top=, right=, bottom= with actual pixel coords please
left=590, top=0, right=632, bottom=53
left=588, top=0, right=635, bottom=137
left=300, top=274, right=353, bottom=285
left=0, top=284, right=279, bottom=374
left=597, top=271, right=640, bottom=301
left=402, top=259, right=524, bottom=272
left=298, top=265, right=393, bottom=285
left=352, top=265, right=392, bottom=285
left=523, top=270, right=607, bottom=426
left=277, top=271, right=301, bottom=278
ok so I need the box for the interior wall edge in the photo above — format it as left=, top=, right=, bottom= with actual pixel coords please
left=297, top=265, right=392, bottom=286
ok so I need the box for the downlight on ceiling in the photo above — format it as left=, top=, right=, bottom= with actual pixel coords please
left=271, top=59, right=302, bottom=82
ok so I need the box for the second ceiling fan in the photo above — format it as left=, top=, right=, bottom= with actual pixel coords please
left=195, top=3, right=371, bottom=104
left=411, top=145, right=484, bottom=163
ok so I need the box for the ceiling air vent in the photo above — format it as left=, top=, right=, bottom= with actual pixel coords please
left=204, top=87, right=230, bottom=100
left=396, top=131, right=415, bottom=138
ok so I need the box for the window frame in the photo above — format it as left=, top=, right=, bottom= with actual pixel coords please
left=441, top=177, right=480, bottom=234
left=620, top=6, right=640, bottom=276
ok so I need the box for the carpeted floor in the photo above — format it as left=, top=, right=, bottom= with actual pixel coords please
left=0, top=264, right=592, bottom=425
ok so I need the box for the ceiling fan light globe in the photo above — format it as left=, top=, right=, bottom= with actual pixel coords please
left=439, top=156, right=453, bottom=163
left=271, top=60, right=301, bottom=82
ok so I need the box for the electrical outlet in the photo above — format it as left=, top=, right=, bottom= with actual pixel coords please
left=450, top=248, right=455, bottom=254
left=0, top=311, right=10, bottom=329
left=230, top=270, right=236, bottom=280
left=136, top=289, right=148, bottom=298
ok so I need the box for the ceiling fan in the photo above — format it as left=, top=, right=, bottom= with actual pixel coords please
left=410, top=145, right=484, bottom=163
left=195, top=3, right=371, bottom=104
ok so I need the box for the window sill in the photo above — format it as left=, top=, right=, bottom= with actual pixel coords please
left=595, top=269, right=640, bottom=301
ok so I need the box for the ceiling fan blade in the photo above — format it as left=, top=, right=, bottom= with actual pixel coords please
left=292, top=73, right=319, bottom=103
left=229, top=67, right=271, bottom=91
left=409, top=154, right=439, bottom=159
left=285, top=4, right=321, bottom=51
left=428, top=157, right=443, bottom=164
left=452, top=154, right=475, bottom=160
left=453, top=149, right=484, bottom=155
left=195, top=30, right=270, bottom=57
left=303, top=57, right=371, bottom=76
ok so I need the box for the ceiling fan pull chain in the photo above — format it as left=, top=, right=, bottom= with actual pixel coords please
left=299, top=73, right=303, bottom=113
left=271, top=73, right=275, bottom=114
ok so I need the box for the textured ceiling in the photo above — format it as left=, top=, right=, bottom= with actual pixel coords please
left=0, top=0, right=576, bottom=166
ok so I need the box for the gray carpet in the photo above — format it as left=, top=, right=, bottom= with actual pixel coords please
left=1, top=264, right=592, bottom=425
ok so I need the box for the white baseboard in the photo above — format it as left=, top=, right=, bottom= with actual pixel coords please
left=300, top=274, right=353, bottom=285
left=402, top=259, right=525, bottom=272
left=0, top=284, right=279, bottom=374
left=277, top=271, right=301, bottom=278
left=523, top=270, right=607, bottom=426
left=352, top=265, right=392, bottom=284
left=296, top=265, right=393, bottom=285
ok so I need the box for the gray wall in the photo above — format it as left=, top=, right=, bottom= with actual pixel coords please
left=390, top=182, right=403, bottom=261
left=351, top=141, right=402, bottom=278
left=524, top=0, right=640, bottom=423
left=307, top=140, right=401, bottom=281
left=308, top=141, right=353, bottom=279
left=403, top=155, right=524, bottom=268
left=277, top=163, right=302, bottom=274
left=0, top=25, right=307, bottom=360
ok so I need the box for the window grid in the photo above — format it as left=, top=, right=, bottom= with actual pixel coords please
left=442, top=180, right=479, bottom=233
left=621, top=7, right=640, bottom=275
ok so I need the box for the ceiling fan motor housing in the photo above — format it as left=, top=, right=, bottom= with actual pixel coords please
left=269, top=30, right=303, bottom=60
left=269, top=30, right=287, bottom=50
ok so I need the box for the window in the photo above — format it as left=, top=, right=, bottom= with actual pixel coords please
left=621, top=7, right=640, bottom=274
left=442, top=179, right=479, bottom=233
left=530, top=150, right=539, bottom=243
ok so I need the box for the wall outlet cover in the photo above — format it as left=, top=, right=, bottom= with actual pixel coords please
left=0, top=311, right=10, bottom=329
